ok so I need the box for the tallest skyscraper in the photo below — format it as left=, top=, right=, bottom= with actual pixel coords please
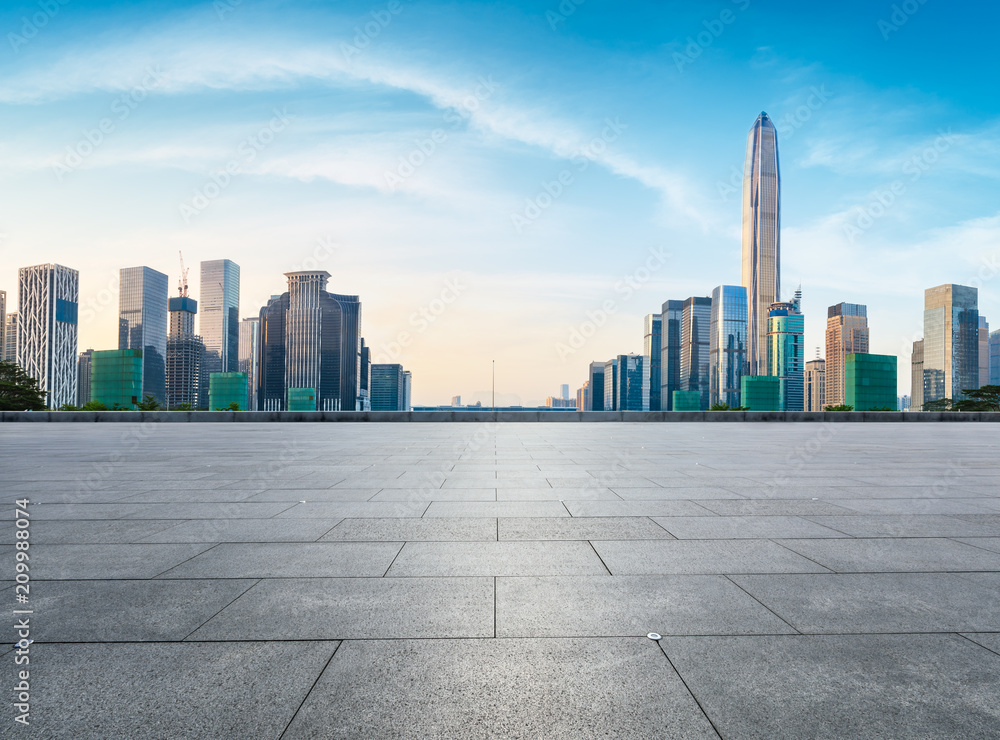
left=741, top=111, right=781, bottom=377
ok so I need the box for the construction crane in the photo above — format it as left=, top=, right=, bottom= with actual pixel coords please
left=178, top=251, right=189, bottom=297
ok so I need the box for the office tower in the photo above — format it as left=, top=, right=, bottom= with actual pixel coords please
left=119, top=266, right=168, bottom=404
left=4, top=312, right=18, bottom=363
left=588, top=361, right=605, bottom=411
left=680, top=296, right=712, bottom=410
left=200, top=259, right=240, bottom=375
left=659, top=300, right=683, bottom=410
left=90, top=349, right=143, bottom=409
left=402, top=370, right=412, bottom=411
left=742, top=111, right=781, bottom=377
left=257, top=271, right=362, bottom=411
left=603, top=357, right=618, bottom=411
left=77, top=349, right=93, bottom=407
left=166, top=282, right=205, bottom=409
left=238, top=318, right=260, bottom=412
left=898, top=395, right=910, bottom=412
left=824, top=303, right=869, bottom=408
left=615, top=354, right=649, bottom=411
left=358, top=338, right=372, bottom=411
left=576, top=381, right=590, bottom=412
left=709, top=286, right=747, bottom=408
left=545, top=396, right=576, bottom=408
left=845, top=354, right=897, bottom=411
left=979, top=316, right=990, bottom=388
left=990, top=330, right=1000, bottom=385
left=452, top=395, right=462, bottom=407
left=766, top=296, right=804, bottom=411
left=17, top=263, right=78, bottom=408
left=644, top=314, right=662, bottom=411
left=923, top=284, right=979, bottom=403
left=371, top=363, right=406, bottom=411
left=911, top=340, right=924, bottom=411
left=560, top=383, right=570, bottom=401
left=804, top=358, right=825, bottom=412
left=0, top=289, right=5, bottom=361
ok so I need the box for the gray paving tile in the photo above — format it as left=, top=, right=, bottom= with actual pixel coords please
left=563, top=500, right=713, bottom=517
left=275, top=501, right=429, bottom=518
left=497, top=575, right=796, bottom=637
left=116, top=488, right=260, bottom=503
left=282, top=638, right=718, bottom=739
left=495, top=486, right=622, bottom=500
left=653, top=515, right=845, bottom=539
left=732, top=573, right=1000, bottom=632
left=122, top=502, right=296, bottom=519
left=370, top=487, right=496, bottom=501
left=27, top=641, right=338, bottom=739
left=776, top=537, right=1000, bottom=572
left=28, top=518, right=185, bottom=544
left=423, top=501, right=569, bottom=518
left=30, top=579, right=256, bottom=641
left=592, top=539, right=830, bottom=575
left=22, top=503, right=148, bottom=520
left=613, top=486, right=737, bottom=500
left=954, top=537, right=1000, bottom=554
left=138, top=518, right=343, bottom=543
left=189, top=577, right=494, bottom=640
left=962, top=633, right=1000, bottom=655
left=242, top=488, right=380, bottom=502
left=499, top=516, right=674, bottom=541
left=385, top=541, right=609, bottom=577
left=823, top=498, right=998, bottom=515
left=157, top=542, right=403, bottom=578
left=662, top=634, right=1000, bottom=739
left=694, top=499, right=859, bottom=516
left=805, top=515, right=1000, bottom=537
left=32, top=543, right=213, bottom=579
left=320, top=517, right=497, bottom=541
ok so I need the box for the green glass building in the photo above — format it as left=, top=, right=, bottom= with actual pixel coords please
left=672, top=390, right=701, bottom=411
left=740, top=376, right=780, bottom=411
left=287, top=387, right=317, bottom=411
left=845, top=353, right=897, bottom=411
left=209, top=372, right=247, bottom=410
left=90, top=349, right=143, bottom=409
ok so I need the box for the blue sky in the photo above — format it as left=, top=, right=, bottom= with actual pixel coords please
left=1, top=0, right=997, bottom=403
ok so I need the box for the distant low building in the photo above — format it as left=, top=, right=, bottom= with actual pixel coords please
left=91, top=349, right=143, bottom=409
left=845, top=354, right=897, bottom=411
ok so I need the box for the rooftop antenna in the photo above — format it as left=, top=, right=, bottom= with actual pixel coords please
left=178, top=251, right=189, bottom=297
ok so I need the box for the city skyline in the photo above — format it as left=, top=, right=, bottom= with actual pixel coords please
left=1, top=1, right=999, bottom=404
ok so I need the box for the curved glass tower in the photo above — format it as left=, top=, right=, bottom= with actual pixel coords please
left=741, top=112, right=780, bottom=377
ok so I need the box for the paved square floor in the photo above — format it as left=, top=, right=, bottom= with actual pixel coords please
left=4, top=422, right=1000, bottom=738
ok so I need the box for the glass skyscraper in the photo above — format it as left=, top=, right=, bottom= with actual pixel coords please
left=742, top=112, right=781, bottom=377
left=238, top=317, right=260, bottom=412
left=680, top=296, right=712, bottom=410
left=0, top=290, right=6, bottom=361
left=603, top=357, right=618, bottom=411
left=588, top=361, right=605, bottom=411
left=911, top=340, right=924, bottom=411
left=659, top=300, right=683, bottom=410
left=4, top=313, right=18, bottom=365
left=119, top=266, right=168, bottom=404
left=615, top=354, right=649, bottom=411
left=18, top=263, right=79, bottom=408
left=709, top=285, right=747, bottom=408
left=766, top=297, right=804, bottom=411
left=923, top=284, right=978, bottom=403
left=643, top=314, right=662, bottom=411
left=989, top=330, right=1000, bottom=385
left=824, top=303, right=869, bottom=408
left=979, top=316, right=990, bottom=388
left=371, top=363, right=406, bottom=411
left=200, top=259, right=240, bottom=375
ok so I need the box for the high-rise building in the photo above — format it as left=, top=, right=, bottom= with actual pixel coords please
left=615, top=354, right=649, bottom=411
left=238, top=317, right=260, bottom=413
left=805, top=358, right=825, bottom=412
left=0, top=289, right=6, bottom=361
left=766, top=296, right=804, bottom=411
left=576, top=381, right=590, bottom=413
left=166, top=294, right=205, bottom=409
left=709, top=285, right=747, bottom=408
left=742, top=111, right=781, bottom=377
left=923, top=284, right=979, bottom=403
left=402, top=370, right=412, bottom=411
left=979, top=316, right=990, bottom=388
left=603, top=357, right=618, bottom=411
left=17, top=263, right=78, bottom=408
left=560, top=383, right=570, bottom=401
left=119, top=266, right=168, bottom=404
left=643, top=314, right=662, bottom=411
left=451, top=395, right=462, bottom=407
left=845, top=354, right=897, bottom=411
left=990, top=330, right=1000, bottom=386
left=200, top=259, right=240, bottom=375
left=588, top=361, right=605, bottom=411
left=911, top=340, right=924, bottom=411
left=77, top=349, right=93, bottom=407
left=257, top=271, right=361, bottom=411
left=659, top=300, right=683, bottom=410
left=824, top=303, right=869, bottom=408
left=680, top=296, right=712, bottom=410
left=359, top=338, right=372, bottom=411
left=371, top=363, right=406, bottom=411
left=4, top=312, right=18, bottom=364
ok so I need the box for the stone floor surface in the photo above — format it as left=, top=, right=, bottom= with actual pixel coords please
left=3, top=422, right=1000, bottom=739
